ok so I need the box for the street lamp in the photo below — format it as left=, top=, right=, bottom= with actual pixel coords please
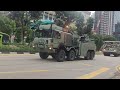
left=66, top=25, right=69, bottom=28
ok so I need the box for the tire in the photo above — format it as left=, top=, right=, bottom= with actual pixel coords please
left=39, top=52, right=49, bottom=59
left=84, top=51, right=91, bottom=60
left=90, top=51, right=95, bottom=60
left=56, top=49, right=66, bottom=62
left=67, top=50, right=75, bottom=61
left=114, top=53, right=119, bottom=57
left=103, top=53, right=110, bottom=56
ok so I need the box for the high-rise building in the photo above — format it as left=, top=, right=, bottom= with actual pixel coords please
left=94, top=11, right=101, bottom=34
left=80, top=11, right=91, bottom=23
left=112, top=11, right=120, bottom=32
left=94, top=11, right=120, bottom=37
left=94, top=11, right=113, bottom=35
left=112, top=11, right=120, bottom=40
left=90, top=12, right=95, bottom=32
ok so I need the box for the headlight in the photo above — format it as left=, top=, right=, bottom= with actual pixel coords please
left=49, top=47, right=52, bottom=50
left=103, top=49, right=106, bottom=51
left=49, top=44, right=53, bottom=50
left=32, top=46, right=35, bottom=47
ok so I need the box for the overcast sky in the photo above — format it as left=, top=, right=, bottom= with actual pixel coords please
left=90, top=11, right=95, bottom=14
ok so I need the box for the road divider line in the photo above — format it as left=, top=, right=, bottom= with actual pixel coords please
left=81, top=63, right=93, bottom=66
left=76, top=67, right=110, bottom=79
left=0, top=70, right=48, bottom=74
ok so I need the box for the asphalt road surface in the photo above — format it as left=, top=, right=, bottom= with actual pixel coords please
left=0, top=53, right=120, bottom=79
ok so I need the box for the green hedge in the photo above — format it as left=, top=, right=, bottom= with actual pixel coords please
left=0, top=45, right=36, bottom=52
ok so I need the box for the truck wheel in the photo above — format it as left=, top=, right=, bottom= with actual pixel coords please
left=103, top=53, right=110, bottom=56
left=114, top=53, right=119, bottom=57
left=56, top=49, right=66, bottom=62
left=84, top=51, right=91, bottom=60
left=39, top=52, right=49, bottom=59
left=90, top=51, right=95, bottom=60
left=67, top=50, right=75, bottom=61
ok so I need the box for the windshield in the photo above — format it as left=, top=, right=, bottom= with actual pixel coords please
left=35, top=29, right=61, bottom=39
left=35, top=29, right=52, bottom=38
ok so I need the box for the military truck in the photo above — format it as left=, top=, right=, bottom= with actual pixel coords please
left=101, top=41, right=120, bottom=57
left=30, top=20, right=96, bottom=62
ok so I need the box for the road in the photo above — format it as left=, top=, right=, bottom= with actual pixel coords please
left=0, top=53, right=120, bottom=79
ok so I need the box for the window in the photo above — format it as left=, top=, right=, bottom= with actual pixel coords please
left=44, top=15, right=48, bottom=20
left=49, top=16, right=52, bottom=21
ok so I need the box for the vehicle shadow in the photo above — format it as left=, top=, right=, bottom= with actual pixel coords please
left=42, top=57, right=94, bottom=62
left=108, top=54, right=120, bottom=57
left=32, top=55, right=95, bottom=62
left=109, top=56, right=120, bottom=57
left=35, top=58, right=57, bottom=62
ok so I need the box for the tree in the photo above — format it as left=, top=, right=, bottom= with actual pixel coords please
left=55, top=11, right=78, bottom=27
left=103, top=35, right=117, bottom=41
left=29, top=11, right=43, bottom=20
left=83, top=17, right=94, bottom=35
left=75, top=12, right=85, bottom=36
left=55, top=11, right=67, bottom=27
left=91, top=34, right=103, bottom=51
left=25, top=29, right=34, bottom=43
left=55, top=11, right=94, bottom=36
left=69, top=22, right=77, bottom=31
left=91, top=34, right=117, bottom=51
left=8, top=11, right=30, bottom=44
left=0, top=15, right=16, bottom=36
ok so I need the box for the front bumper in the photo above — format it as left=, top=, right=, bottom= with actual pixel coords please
left=33, top=44, right=57, bottom=54
left=39, top=48, right=56, bottom=53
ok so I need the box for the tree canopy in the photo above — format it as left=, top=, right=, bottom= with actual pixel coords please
left=0, top=15, right=16, bottom=35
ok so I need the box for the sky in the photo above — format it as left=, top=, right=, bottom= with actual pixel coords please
left=90, top=11, right=95, bottom=14
left=90, top=11, right=95, bottom=17
left=77, top=11, right=95, bottom=16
